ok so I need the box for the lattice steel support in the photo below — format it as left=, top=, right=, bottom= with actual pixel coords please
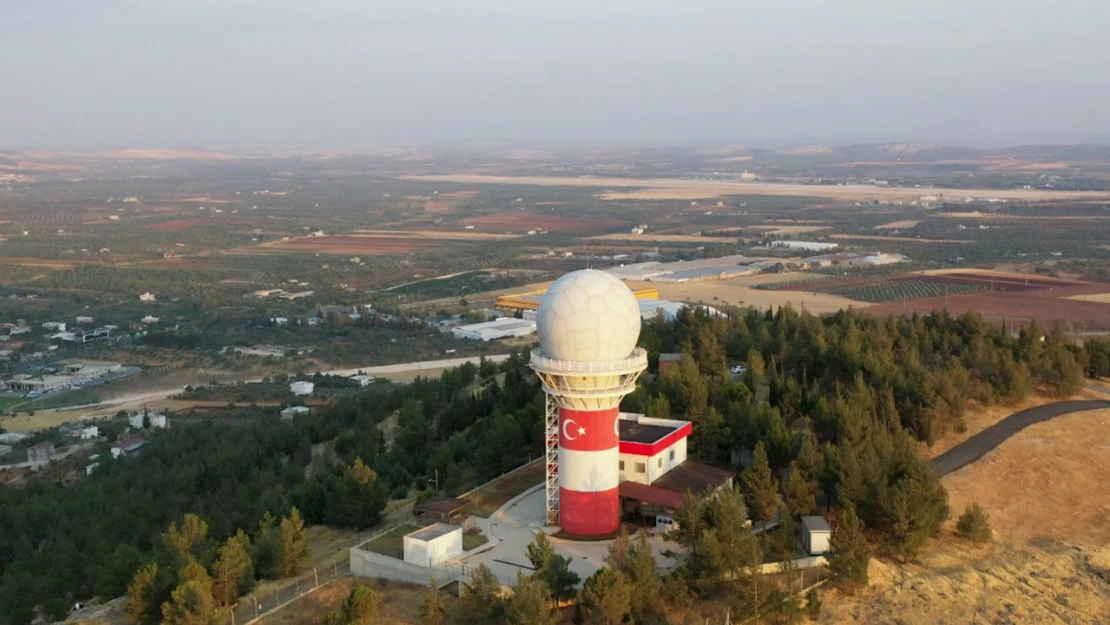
left=544, top=393, right=560, bottom=524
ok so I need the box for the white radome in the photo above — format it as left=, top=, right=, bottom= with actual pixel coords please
left=537, top=269, right=642, bottom=362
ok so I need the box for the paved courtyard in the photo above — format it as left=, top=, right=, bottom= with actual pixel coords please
left=459, top=484, right=684, bottom=584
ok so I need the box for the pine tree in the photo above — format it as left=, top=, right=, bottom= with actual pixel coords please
left=211, top=530, right=253, bottom=606
left=827, top=506, right=870, bottom=593
left=603, top=526, right=632, bottom=573
left=783, top=466, right=817, bottom=518
left=505, top=572, right=557, bottom=625
left=625, top=535, right=664, bottom=621
left=162, top=514, right=209, bottom=565
left=419, top=582, right=449, bottom=625
left=526, top=532, right=579, bottom=604
left=670, top=490, right=708, bottom=554
left=339, top=458, right=388, bottom=529
left=278, top=507, right=309, bottom=576
left=881, top=465, right=949, bottom=562
left=343, top=585, right=379, bottom=625
left=740, top=441, right=780, bottom=524
left=579, top=568, right=631, bottom=625
left=124, top=563, right=159, bottom=625
left=160, top=579, right=216, bottom=625
left=457, top=564, right=504, bottom=624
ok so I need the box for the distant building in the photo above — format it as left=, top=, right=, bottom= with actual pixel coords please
left=139, top=293, right=156, bottom=302
left=111, top=436, right=146, bottom=459
left=769, top=240, right=838, bottom=252
left=280, top=406, right=311, bottom=420
left=42, top=322, right=67, bottom=331
left=28, top=441, right=55, bottom=464
left=141, top=316, right=159, bottom=324
left=289, top=381, right=314, bottom=396
left=658, top=353, right=684, bottom=372
left=75, top=316, right=95, bottom=324
left=451, top=317, right=536, bottom=341
left=129, top=413, right=169, bottom=429
left=271, top=317, right=289, bottom=326
left=350, top=374, right=376, bottom=387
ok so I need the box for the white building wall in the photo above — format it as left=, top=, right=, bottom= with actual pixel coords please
left=403, top=527, right=463, bottom=567
left=619, top=437, right=686, bottom=485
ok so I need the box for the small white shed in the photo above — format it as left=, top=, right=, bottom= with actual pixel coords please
left=801, top=516, right=832, bottom=555
left=403, top=524, right=463, bottom=568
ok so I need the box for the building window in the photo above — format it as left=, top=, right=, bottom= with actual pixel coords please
left=619, top=460, right=625, bottom=471
left=669, top=449, right=675, bottom=461
left=657, top=457, right=662, bottom=469
left=635, top=462, right=646, bottom=473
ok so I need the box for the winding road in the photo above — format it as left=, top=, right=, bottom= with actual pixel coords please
left=931, top=398, right=1110, bottom=476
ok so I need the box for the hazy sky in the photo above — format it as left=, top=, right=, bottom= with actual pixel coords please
left=2, top=0, right=1109, bottom=148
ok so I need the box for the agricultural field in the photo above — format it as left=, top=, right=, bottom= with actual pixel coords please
left=828, top=279, right=983, bottom=303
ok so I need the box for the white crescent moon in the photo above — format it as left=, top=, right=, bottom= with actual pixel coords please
left=614, top=417, right=621, bottom=438
left=563, top=418, right=579, bottom=441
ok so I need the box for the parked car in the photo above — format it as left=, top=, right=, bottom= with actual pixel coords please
left=729, top=364, right=747, bottom=375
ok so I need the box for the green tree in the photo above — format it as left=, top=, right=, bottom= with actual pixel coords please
left=805, top=587, right=822, bottom=620
left=125, top=563, right=160, bottom=625
left=457, top=564, right=505, bottom=624
left=740, top=441, right=780, bottom=524
left=625, top=536, right=665, bottom=621
left=603, top=526, right=633, bottom=573
left=97, top=543, right=146, bottom=601
left=956, top=503, right=992, bottom=543
left=696, top=488, right=760, bottom=581
left=324, top=585, right=379, bottom=625
left=161, top=580, right=216, bottom=625
left=278, top=507, right=309, bottom=576
left=827, top=506, right=869, bottom=593
left=252, top=512, right=282, bottom=579
left=525, top=532, right=580, bottom=604
left=162, top=514, right=210, bottom=565
left=505, top=572, right=557, bottom=625
left=211, top=530, right=253, bottom=606
left=419, top=582, right=449, bottom=625
left=783, top=466, right=817, bottom=519
left=338, top=457, right=388, bottom=529
left=579, top=568, right=631, bottom=625
left=880, top=466, right=948, bottom=562
left=670, top=490, right=708, bottom=553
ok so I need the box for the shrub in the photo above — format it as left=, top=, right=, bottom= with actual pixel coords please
left=956, top=503, right=992, bottom=543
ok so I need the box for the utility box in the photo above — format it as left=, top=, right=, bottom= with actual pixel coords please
left=403, top=524, right=463, bottom=567
left=801, top=516, right=832, bottom=556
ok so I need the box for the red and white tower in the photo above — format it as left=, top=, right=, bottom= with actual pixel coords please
left=531, top=270, right=647, bottom=536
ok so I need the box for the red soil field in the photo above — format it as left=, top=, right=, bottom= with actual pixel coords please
left=866, top=288, right=1110, bottom=330
left=460, top=212, right=620, bottom=231
left=895, top=272, right=1087, bottom=292
left=148, top=219, right=259, bottom=231
left=271, top=236, right=438, bottom=255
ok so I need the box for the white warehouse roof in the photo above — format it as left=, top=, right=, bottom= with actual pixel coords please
left=452, top=317, right=536, bottom=341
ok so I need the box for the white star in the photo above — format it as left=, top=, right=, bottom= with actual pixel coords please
left=577, top=426, right=586, bottom=437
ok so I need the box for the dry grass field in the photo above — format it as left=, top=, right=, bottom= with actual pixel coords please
left=829, top=233, right=968, bottom=243
left=624, top=275, right=868, bottom=314
left=406, top=174, right=1110, bottom=202
left=874, top=220, right=920, bottom=229
left=1067, top=292, right=1110, bottom=303
left=350, top=229, right=521, bottom=241
left=256, top=578, right=448, bottom=625
left=588, top=233, right=734, bottom=243
left=942, top=407, right=1110, bottom=547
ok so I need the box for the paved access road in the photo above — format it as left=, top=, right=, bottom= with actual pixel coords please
left=931, top=399, right=1110, bottom=476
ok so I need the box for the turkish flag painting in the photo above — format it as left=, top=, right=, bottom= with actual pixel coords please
left=558, top=406, right=619, bottom=452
